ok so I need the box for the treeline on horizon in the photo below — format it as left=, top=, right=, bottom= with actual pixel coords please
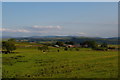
left=1, top=37, right=119, bottom=54
left=15, top=36, right=119, bottom=45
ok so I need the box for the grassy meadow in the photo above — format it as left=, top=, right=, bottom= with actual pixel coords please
left=2, top=43, right=118, bottom=78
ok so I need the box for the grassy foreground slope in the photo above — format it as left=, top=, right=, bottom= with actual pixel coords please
left=2, top=47, right=118, bottom=78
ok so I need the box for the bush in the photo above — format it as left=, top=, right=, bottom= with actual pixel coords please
left=38, top=45, right=49, bottom=52
left=64, top=47, right=68, bottom=51
left=75, top=48, right=79, bottom=51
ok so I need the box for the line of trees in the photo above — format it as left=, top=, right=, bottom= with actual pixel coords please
left=80, top=41, right=108, bottom=51
left=1, top=38, right=114, bottom=54
left=55, top=41, right=109, bottom=51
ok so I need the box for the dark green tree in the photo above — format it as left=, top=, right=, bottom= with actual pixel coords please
left=101, top=42, right=108, bottom=48
left=81, top=41, right=98, bottom=49
left=8, top=38, right=16, bottom=42
left=2, top=41, right=16, bottom=53
left=65, top=41, right=74, bottom=45
left=56, top=41, right=64, bottom=46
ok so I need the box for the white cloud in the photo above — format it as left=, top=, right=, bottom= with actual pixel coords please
left=0, top=28, right=30, bottom=33
left=77, top=32, right=86, bottom=35
left=32, top=31, right=48, bottom=33
left=0, top=28, right=9, bottom=31
left=16, top=29, right=30, bottom=33
left=32, top=25, right=62, bottom=30
left=1, top=27, right=50, bottom=33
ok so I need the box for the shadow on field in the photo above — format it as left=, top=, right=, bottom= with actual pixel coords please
left=2, top=51, right=20, bottom=54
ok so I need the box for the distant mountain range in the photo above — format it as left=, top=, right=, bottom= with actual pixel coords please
left=2, top=36, right=120, bottom=39
left=1, top=36, right=119, bottom=44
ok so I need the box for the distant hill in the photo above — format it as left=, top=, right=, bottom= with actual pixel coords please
left=107, top=37, right=120, bottom=39
left=12, top=36, right=119, bottom=45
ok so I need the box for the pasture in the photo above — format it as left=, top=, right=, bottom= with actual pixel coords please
left=2, top=46, right=118, bottom=78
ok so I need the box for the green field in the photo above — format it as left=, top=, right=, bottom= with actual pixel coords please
left=2, top=46, right=118, bottom=78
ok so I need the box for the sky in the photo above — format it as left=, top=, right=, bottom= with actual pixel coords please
left=1, top=0, right=120, bottom=2
left=0, top=1, right=2, bottom=39
left=1, top=2, right=118, bottom=37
